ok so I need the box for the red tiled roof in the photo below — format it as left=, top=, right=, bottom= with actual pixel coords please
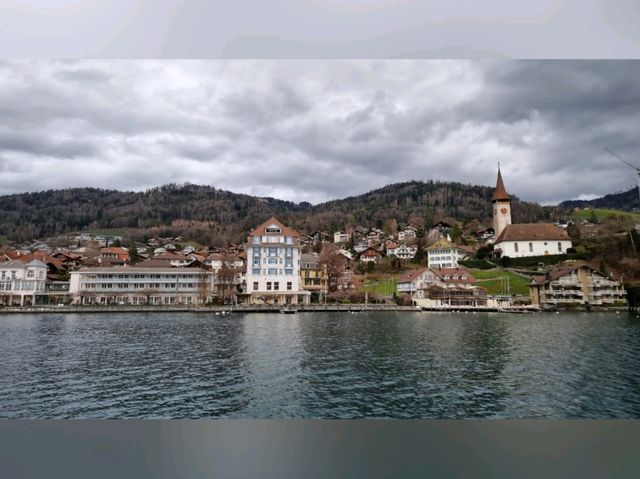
left=397, top=268, right=429, bottom=284
left=18, top=252, right=65, bottom=270
left=494, top=223, right=570, bottom=243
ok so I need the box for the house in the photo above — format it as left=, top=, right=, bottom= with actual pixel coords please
left=300, top=253, right=328, bottom=299
left=69, top=267, right=214, bottom=305
left=353, top=240, right=369, bottom=253
left=387, top=244, right=417, bottom=260
left=333, top=231, right=351, bottom=244
left=154, top=252, right=195, bottom=267
left=530, top=263, right=627, bottom=308
left=397, top=226, right=417, bottom=242
left=396, top=268, right=431, bottom=295
left=365, top=229, right=384, bottom=245
left=427, top=237, right=466, bottom=268
left=0, top=260, right=48, bottom=306
left=490, top=168, right=572, bottom=257
left=244, top=217, right=310, bottom=305
left=418, top=268, right=487, bottom=308
left=100, top=247, right=129, bottom=261
left=359, top=247, right=383, bottom=264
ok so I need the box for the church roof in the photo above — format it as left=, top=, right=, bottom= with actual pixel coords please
left=492, top=168, right=511, bottom=202
left=494, top=223, right=570, bottom=243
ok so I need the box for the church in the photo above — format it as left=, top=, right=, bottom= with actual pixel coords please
left=491, top=169, right=572, bottom=258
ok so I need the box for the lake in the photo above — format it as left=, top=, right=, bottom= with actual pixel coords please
left=0, top=311, right=639, bottom=418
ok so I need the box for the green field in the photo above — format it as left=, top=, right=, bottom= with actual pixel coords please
left=361, top=279, right=397, bottom=297
left=470, top=269, right=531, bottom=296
left=572, top=208, right=640, bottom=222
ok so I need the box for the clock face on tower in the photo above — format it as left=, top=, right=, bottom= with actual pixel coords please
left=500, top=207, right=508, bottom=215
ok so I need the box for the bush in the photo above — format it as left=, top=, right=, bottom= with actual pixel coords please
left=459, top=259, right=495, bottom=270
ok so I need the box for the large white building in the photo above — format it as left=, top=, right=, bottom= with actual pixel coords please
left=244, top=217, right=310, bottom=305
left=0, top=259, right=48, bottom=306
left=427, top=237, right=466, bottom=268
left=491, top=169, right=572, bottom=258
left=69, top=267, right=214, bottom=305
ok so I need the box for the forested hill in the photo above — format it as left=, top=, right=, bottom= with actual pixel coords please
left=559, top=187, right=640, bottom=211
left=0, top=181, right=553, bottom=245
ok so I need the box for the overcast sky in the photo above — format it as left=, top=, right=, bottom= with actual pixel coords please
left=0, top=60, right=639, bottom=205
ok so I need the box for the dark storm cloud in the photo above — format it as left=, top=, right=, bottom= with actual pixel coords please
left=0, top=60, right=639, bottom=204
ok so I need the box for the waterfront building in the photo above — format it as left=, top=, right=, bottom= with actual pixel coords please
left=396, top=268, right=431, bottom=296
left=244, top=217, right=310, bottom=305
left=530, top=263, right=627, bottom=308
left=491, top=168, right=573, bottom=257
left=0, top=259, right=48, bottom=306
left=300, top=253, right=329, bottom=300
left=69, top=267, right=214, bottom=305
left=412, top=267, right=487, bottom=307
left=426, top=237, right=466, bottom=268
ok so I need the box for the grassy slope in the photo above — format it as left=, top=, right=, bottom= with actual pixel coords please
left=572, top=208, right=640, bottom=221
left=470, top=269, right=530, bottom=296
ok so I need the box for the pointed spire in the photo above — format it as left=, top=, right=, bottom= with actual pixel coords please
left=492, top=166, right=511, bottom=202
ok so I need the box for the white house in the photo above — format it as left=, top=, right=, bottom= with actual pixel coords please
left=490, top=168, right=572, bottom=258
left=427, top=237, right=466, bottom=268
left=0, top=259, right=48, bottom=306
left=396, top=268, right=434, bottom=296
left=387, top=244, right=417, bottom=260
left=244, top=217, right=310, bottom=305
left=397, top=228, right=417, bottom=242
left=333, top=231, right=350, bottom=243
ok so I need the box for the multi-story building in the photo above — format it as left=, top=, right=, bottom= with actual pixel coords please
left=0, top=259, right=48, bottom=306
left=69, top=267, right=214, bottom=305
left=333, top=231, right=351, bottom=244
left=244, top=217, right=310, bottom=305
left=300, top=253, right=328, bottom=300
left=530, top=263, right=627, bottom=308
left=427, top=237, right=466, bottom=268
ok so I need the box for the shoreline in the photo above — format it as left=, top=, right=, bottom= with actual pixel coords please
left=0, top=304, right=629, bottom=314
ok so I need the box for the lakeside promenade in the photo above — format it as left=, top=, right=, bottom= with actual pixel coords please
left=0, top=303, right=584, bottom=314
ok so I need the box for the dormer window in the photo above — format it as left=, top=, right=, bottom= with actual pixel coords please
left=265, top=224, right=281, bottom=233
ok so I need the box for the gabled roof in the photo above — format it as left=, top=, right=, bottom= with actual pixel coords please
left=531, top=262, right=611, bottom=285
left=430, top=268, right=475, bottom=283
left=494, top=223, right=570, bottom=243
left=396, top=268, right=429, bottom=284
left=492, top=168, right=511, bottom=202
left=248, top=217, right=300, bottom=238
left=0, top=260, right=25, bottom=268
left=25, top=259, right=48, bottom=268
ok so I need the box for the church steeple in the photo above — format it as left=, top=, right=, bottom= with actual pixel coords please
left=492, top=167, right=511, bottom=202
left=492, top=166, right=512, bottom=239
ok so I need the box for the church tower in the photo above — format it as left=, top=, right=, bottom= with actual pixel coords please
left=492, top=167, right=512, bottom=238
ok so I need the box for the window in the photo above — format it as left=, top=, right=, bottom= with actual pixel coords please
left=253, top=258, right=260, bottom=267
left=265, top=225, right=281, bottom=233
left=274, top=282, right=279, bottom=291
left=267, top=282, right=272, bottom=291
left=268, top=268, right=278, bottom=275
left=285, top=247, right=293, bottom=257
left=558, top=242, right=562, bottom=252
left=514, top=243, right=519, bottom=253
left=0, top=271, right=4, bottom=279
left=285, top=236, right=293, bottom=244
left=252, top=236, right=261, bottom=244
left=268, top=247, right=278, bottom=256
left=529, top=242, right=533, bottom=252
left=27, top=270, right=34, bottom=278
left=252, top=268, right=261, bottom=275
left=253, top=281, right=258, bottom=291
left=287, top=282, right=292, bottom=291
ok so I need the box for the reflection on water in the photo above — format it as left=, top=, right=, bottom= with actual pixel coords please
left=0, top=311, right=639, bottom=419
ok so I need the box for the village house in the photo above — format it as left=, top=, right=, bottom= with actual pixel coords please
left=300, top=253, right=329, bottom=300
left=243, top=217, right=310, bottom=305
left=333, top=231, right=351, bottom=244
left=396, top=268, right=432, bottom=296
left=359, top=247, right=383, bottom=264
left=490, top=168, right=572, bottom=257
left=529, top=263, right=627, bottom=309
left=397, top=226, right=417, bottom=242
left=153, top=252, right=195, bottom=267
left=387, top=243, right=417, bottom=260
left=427, top=237, right=466, bottom=268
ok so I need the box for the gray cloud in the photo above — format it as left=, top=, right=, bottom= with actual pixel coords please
left=0, top=60, right=639, bottom=205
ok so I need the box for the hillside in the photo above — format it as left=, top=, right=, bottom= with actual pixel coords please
left=560, top=187, right=640, bottom=211
left=0, top=180, right=554, bottom=245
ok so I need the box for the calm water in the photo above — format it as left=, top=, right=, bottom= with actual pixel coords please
left=0, top=311, right=639, bottom=419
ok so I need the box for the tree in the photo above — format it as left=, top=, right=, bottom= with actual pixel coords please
left=128, top=243, right=143, bottom=264
left=319, top=244, right=347, bottom=293
left=599, top=257, right=607, bottom=274
left=451, top=223, right=462, bottom=244
left=589, top=210, right=599, bottom=224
